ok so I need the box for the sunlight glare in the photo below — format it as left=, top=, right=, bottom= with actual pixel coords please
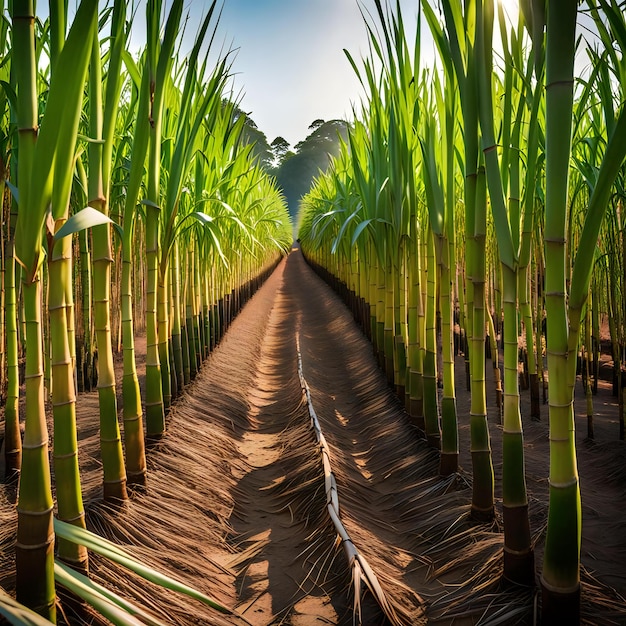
left=498, top=0, right=521, bottom=27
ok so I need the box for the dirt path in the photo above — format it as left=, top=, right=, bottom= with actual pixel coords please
left=228, top=261, right=345, bottom=624
left=2, top=248, right=626, bottom=625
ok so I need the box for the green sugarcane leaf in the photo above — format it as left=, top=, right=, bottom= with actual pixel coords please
left=77, top=134, right=106, bottom=145
left=351, top=218, right=374, bottom=247
left=53, top=207, right=124, bottom=241
left=188, top=211, right=215, bottom=225
left=14, top=0, right=98, bottom=275
left=0, top=589, right=54, bottom=625
left=570, top=104, right=626, bottom=311
left=54, top=562, right=166, bottom=626
left=204, top=222, right=229, bottom=268
left=208, top=200, right=250, bottom=235
left=5, top=179, right=18, bottom=203
left=331, top=207, right=361, bottom=254
left=54, top=563, right=147, bottom=626
left=54, top=519, right=237, bottom=616
left=599, top=0, right=626, bottom=58
left=121, top=50, right=142, bottom=90
left=0, top=79, right=17, bottom=115
left=141, top=199, right=161, bottom=210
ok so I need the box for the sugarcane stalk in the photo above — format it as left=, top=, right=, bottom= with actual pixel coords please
left=89, top=34, right=127, bottom=501
left=541, top=3, right=581, bottom=618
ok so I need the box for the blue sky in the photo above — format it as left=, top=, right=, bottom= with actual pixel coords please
left=209, top=0, right=421, bottom=147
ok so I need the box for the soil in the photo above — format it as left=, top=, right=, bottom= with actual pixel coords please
left=1, top=248, right=626, bottom=625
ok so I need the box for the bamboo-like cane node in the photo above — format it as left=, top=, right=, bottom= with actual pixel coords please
left=548, top=400, right=574, bottom=409
left=47, top=304, right=70, bottom=312
left=62, top=511, right=86, bottom=524
left=539, top=575, right=580, bottom=595
left=52, top=396, right=78, bottom=412
left=53, top=450, right=79, bottom=460
left=546, top=79, right=575, bottom=89
left=16, top=505, right=54, bottom=516
left=22, top=440, right=49, bottom=449
left=504, top=544, right=532, bottom=556
left=545, top=349, right=569, bottom=357
left=470, top=503, right=495, bottom=513
left=50, top=358, right=73, bottom=366
left=15, top=536, right=55, bottom=551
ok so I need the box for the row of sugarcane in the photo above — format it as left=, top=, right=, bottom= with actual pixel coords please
left=1, top=0, right=292, bottom=621
left=298, top=0, right=626, bottom=623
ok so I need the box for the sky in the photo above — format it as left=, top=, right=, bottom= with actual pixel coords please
left=52, top=0, right=595, bottom=151
left=204, top=0, right=421, bottom=148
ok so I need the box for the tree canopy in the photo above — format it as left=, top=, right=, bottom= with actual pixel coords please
left=275, top=119, right=349, bottom=220
left=236, top=113, right=349, bottom=222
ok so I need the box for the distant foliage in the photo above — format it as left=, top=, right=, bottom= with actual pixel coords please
left=236, top=107, right=275, bottom=171
left=275, top=119, right=349, bottom=220
left=237, top=114, right=349, bottom=222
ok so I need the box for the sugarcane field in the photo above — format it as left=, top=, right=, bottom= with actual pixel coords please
left=1, top=0, right=626, bottom=624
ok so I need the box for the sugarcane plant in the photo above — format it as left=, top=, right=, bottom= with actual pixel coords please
left=475, top=0, right=535, bottom=585
left=156, top=10, right=232, bottom=408
left=2, top=9, right=21, bottom=482
left=419, top=66, right=459, bottom=475
left=423, top=0, right=497, bottom=521
left=143, top=0, right=183, bottom=438
left=541, top=1, right=626, bottom=619
left=118, top=50, right=150, bottom=486
left=85, top=0, right=130, bottom=503
left=11, top=0, right=98, bottom=617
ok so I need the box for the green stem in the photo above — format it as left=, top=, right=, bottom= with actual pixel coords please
left=470, top=164, right=494, bottom=520
left=16, top=277, right=55, bottom=622
left=501, top=264, right=534, bottom=584
left=541, top=3, right=581, bottom=619
left=424, top=231, right=441, bottom=449
left=48, top=233, right=88, bottom=572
